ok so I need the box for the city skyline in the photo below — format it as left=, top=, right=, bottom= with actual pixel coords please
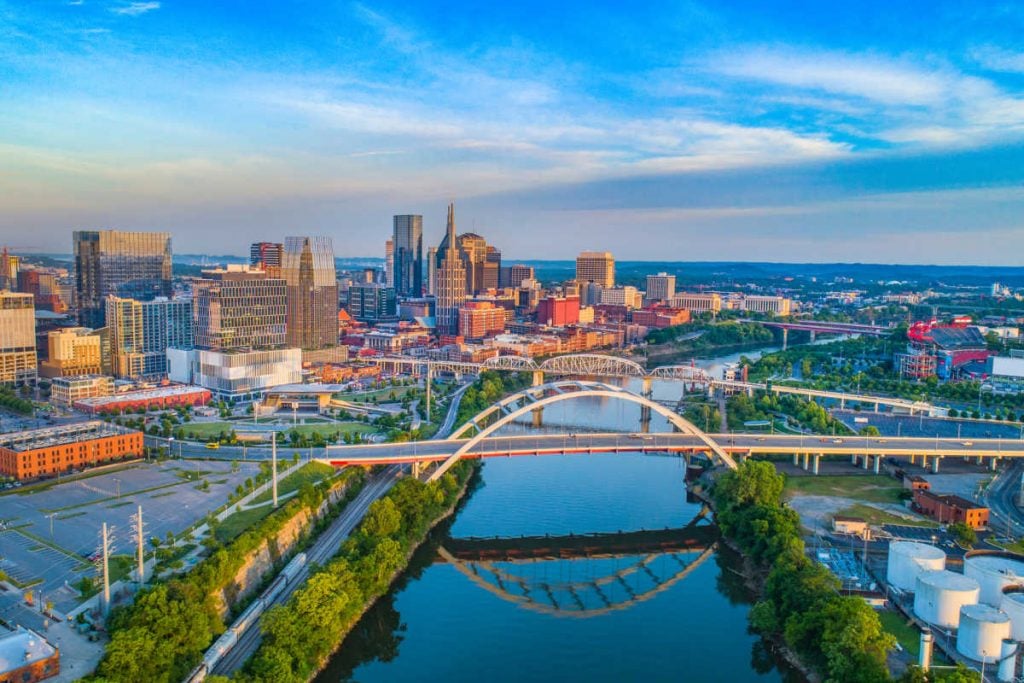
left=3, top=2, right=1024, bottom=264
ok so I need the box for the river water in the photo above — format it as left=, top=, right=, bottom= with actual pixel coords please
left=315, top=345, right=812, bottom=683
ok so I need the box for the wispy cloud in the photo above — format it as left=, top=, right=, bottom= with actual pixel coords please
left=971, top=46, right=1024, bottom=74
left=110, top=2, right=160, bottom=17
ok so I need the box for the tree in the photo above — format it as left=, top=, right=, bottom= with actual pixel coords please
left=362, top=498, right=402, bottom=538
left=948, top=522, right=977, bottom=547
left=859, top=426, right=881, bottom=436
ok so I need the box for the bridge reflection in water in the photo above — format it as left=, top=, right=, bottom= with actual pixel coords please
left=436, top=513, right=719, bottom=619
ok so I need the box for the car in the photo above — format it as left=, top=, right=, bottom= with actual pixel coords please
left=962, top=441, right=974, bottom=447
left=756, top=437, right=767, bottom=442
left=832, top=438, right=844, bottom=444
left=877, top=439, right=887, bottom=444
left=205, top=442, right=221, bottom=450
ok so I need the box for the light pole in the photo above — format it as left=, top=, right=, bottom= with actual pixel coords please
left=113, top=478, right=120, bottom=500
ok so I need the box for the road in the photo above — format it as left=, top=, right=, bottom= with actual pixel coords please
left=983, top=460, right=1024, bottom=538
left=212, top=465, right=401, bottom=676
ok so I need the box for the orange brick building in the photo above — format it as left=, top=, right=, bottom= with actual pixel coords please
left=458, top=301, right=507, bottom=340
left=0, top=422, right=143, bottom=481
left=913, top=490, right=990, bottom=529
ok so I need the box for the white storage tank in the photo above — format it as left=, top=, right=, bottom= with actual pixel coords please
left=887, top=541, right=946, bottom=592
left=964, top=553, right=1024, bottom=607
left=957, top=604, right=1011, bottom=663
left=999, top=589, right=1024, bottom=640
left=914, top=570, right=980, bottom=628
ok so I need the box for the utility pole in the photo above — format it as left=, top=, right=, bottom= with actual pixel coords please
left=272, top=432, right=279, bottom=509
left=102, top=522, right=111, bottom=613
left=425, top=365, right=433, bottom=423
left=135, top=505, right=144, bottom=584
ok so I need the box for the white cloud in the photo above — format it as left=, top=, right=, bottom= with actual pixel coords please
left=971, top=46, right=1024, bottom=74
left=111, top=2, right=160, bottom=17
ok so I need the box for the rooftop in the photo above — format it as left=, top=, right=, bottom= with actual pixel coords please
left=0, top=626, right=56, bottom=672
left=0, top=421, right=137, bottom=453
left=73, top=384, right=209, bottom=407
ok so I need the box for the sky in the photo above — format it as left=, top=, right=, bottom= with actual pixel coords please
left=3, top=1, right=1024, bottom=264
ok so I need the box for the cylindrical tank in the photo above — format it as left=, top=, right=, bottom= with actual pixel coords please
left=964, top=552, right=1024, bottom=607
left=998, top=638, right=1018, bottom=683
left=999, top=589, right=1024, bottom=640
left=914, top=570, right=980, bottom=628
left=957, top=604, right=1011, bottom=663
left=888, top=541, right=946, bottom=592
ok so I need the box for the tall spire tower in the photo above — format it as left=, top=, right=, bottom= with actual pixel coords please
left=435, top=202, right=467, bottom=336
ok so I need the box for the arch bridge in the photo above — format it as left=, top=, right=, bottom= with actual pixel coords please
left=428, top=380, right=736, bottom=482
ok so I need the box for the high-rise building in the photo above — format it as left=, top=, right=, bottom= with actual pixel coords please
left=435, top=203, right=467, bottom=335
left=73, top=230, right=172, bottom=328
left=39, top=328, right=103, bottom=378
left=17, top=270, right=66, bottom=313
left=599, top=286, right=642, bottom=309
left=193, top=266, right=286, bottom=351
left=384, top=239, right=394, bottom=287
left=458, top=301, right=506, bottom=340
left=170, top=265, right=298, bottom=399
left=645, top=272, right=676, bottom=304
left=348, top=283, right=397, bottom=322
left=537, top=295, right=581, bottom=327
left=282, top=236, right=339, bottom=350
left=484, top=245, right=501, bottom=291
left=426, top=246, right=438, bottom=296
left=0, top=291, right=37, bottom=385
left=106, top=296, right=192, bottom=380
left=250, top=242, right=283, bottom=278
left=503, top=264, right=534, bottom=289
left=392, top=215, right=423, bottom=297
left=576, top=251, right=615, bottom=289
left=0, top=248, right=19, bottom=291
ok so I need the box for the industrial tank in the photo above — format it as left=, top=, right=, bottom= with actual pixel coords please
left=957, top=604, right=1011, bottom=663
left=887, top=541, right=946, bottom=592
left=999, top=590, right=1024, bottom=640
left=964, top=552, right=1024, bottom=607
left=914, top=570, right=980, bottom=628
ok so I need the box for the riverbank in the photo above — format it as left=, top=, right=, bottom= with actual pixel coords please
left=239, top=461, right=479, bottom=681
left=703, top=463, right=894, bottom=682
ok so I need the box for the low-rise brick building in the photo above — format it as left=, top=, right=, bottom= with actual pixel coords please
left=913, top=489, right=990, bottom=529
left=0, top=422, right=142, bottom=480
left=0, top=626, right=59, bottom=682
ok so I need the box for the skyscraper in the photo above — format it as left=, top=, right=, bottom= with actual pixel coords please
left=106, top=296, right=193, bottom=380
left=0, top=248, right=18, bottom=291
left=250, top=242, right=283, bottom=277
left=576, top=251, right=615, bottom=288
left=282, top=236, right=339, bottom=350
left=392, top=215, right=423, bottom=297
left=383, top=239, right=394, bottom=287
left=484, top=245, right=501, bottom=291
left=435, top=203, right=467, bottom=336
left=0, top=291, right=37, bottom=385
left=73, top=230, right=172, bottom=328
left=426, top=246, right=438, bottom=296
left=170, top=265, right=298, bottom=399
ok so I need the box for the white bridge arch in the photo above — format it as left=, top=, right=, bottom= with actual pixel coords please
left=429, top=380, right=737, bottom=482
left=539, top=353, right=646, bottom=378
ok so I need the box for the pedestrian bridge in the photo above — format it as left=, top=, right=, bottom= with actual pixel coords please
left=315, top=380, right=1024, bottom=478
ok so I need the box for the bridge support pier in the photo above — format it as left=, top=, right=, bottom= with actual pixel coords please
left=813, top=454, right=821, bottom=475
left=920, top=455, right=928, bottom=470
left=976, top=455, right=984, bottom=465
left=862, top=454, right=871, bottom=470
left=910, top=454, right=916, bottom=465
left=991, top=457, right=999, bottom=471
left=793, top=453, right=800, bottom=466
left=802, top=452, right=810, bottom=470
left=412, top=461, right=421, bottom=479
left=931, top=456, right=940, bottom=474
left=532, top=407, right=543, bottom=428
left=851, top=454, right=857, bottom=465
left=874, top=402, right=880, bottom=413
left=532, top=370, right=545, bottom=387
left=809, top=330, right=816, bottom=343
left=874, top=455, right=881, bottom=474
left=782, top=328, right=789, bottom=351
left=640, top=377, right=653, bottom=430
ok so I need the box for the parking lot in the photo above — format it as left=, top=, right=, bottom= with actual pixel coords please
left=0, top=460, right=260, bottom=606
left=834, top=410, right=1024, bottom=440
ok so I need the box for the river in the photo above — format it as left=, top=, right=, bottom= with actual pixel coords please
left=314, top=344, right=815, bottom=682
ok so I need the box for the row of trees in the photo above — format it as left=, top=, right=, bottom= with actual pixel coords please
left=726, top=393, right=852, bottom=435
left=454, top=371, right=533, bottom=430
left=0, top=386, right=33, bottom=414
left=240, top=462, right=475, bottom=682
left=90, top=469, right=366, bottom=682
left=647, top=320, right=775, bottom=347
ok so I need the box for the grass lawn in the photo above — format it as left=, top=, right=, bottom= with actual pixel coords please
left=335, top=385, right=418, bottom=403
left=784, top=475, right=906, bottom=504
left=180, top=422, right=236, bottom=439
left=214, top=505, right=275, bottom=544
left=278, top=422, right=375, bottom=438
left=878, top=610, right=921, bottom=657
left=183, top=421, right=376, bottom=442
left=837, top=503, right=938, bottom=528
left=251, top=462, right=336, bottom=505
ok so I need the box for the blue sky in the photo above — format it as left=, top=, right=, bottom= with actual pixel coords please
left=2, top=1, right=1024, bottom=263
